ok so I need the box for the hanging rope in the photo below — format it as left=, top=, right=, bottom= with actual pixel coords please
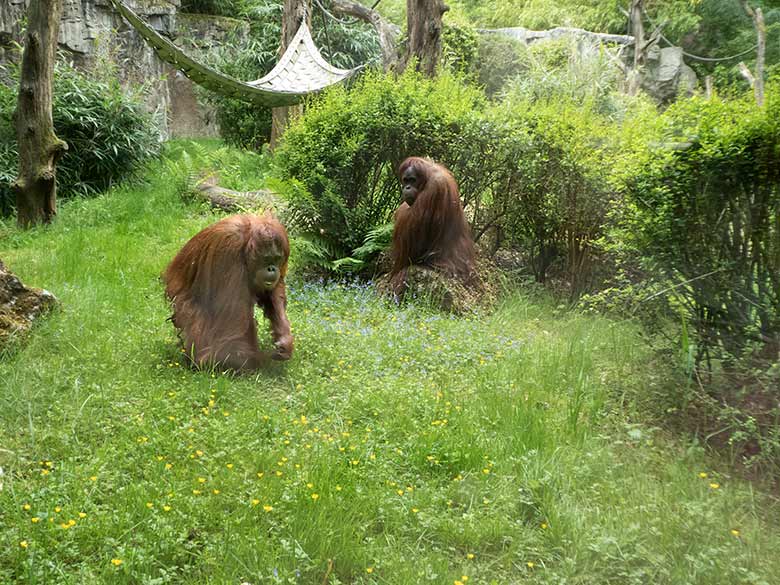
left=642, top=7, right=758, bottom=62
left=313, top=0, right=360, bottom=26
left=317, top=0, right=333, bottom=57
left=108, top=0, right=363, bottom=105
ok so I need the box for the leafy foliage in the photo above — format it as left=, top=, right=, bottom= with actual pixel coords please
left=0, top=62, right=160, bottom=215
left=471, top=33, right=528, bottom=98
left=625, top=85, right=780, bottom=363
left=441, top=12, right=479, bottom=74
left=481, top=95, right=627, bottom=290
left=180, top=0, right=243, bottom=16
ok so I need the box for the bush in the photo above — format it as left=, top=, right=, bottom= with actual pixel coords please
left=481, top=96, right=622, bottom=291
left=502, top=38, right=624, bottom=115
left=0, top=61, right=161, bottom=215
left=471, top=33, right=528, bottom=98
left=180, top=0, right=243, bottom=17
left=273, top=69, right=487, bottom=269
left=625, top=86, right=780, bottom=364
left=441, top=13, right=479, bottom=74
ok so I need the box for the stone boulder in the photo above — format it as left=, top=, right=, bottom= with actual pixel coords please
left=0, top=260, right=58, bottom=348
left=641, top=45, right=697, bottom=104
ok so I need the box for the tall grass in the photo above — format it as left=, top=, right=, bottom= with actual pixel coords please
left=1, top=145, right=778, bottom=584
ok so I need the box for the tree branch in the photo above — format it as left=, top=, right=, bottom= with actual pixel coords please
left=330, top=0, right=400, bottom=69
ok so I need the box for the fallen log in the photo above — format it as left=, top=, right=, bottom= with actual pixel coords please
left=192, top=174, right=281, bottom=213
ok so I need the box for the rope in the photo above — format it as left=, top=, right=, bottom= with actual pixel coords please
left=312, top=0, right=360, bottom=26
left=318, top=0, right=333, bottom=57
left=642, top=7, right=758, bottom=62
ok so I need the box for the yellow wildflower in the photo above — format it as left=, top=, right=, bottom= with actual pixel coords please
left=111, top=559, right=123, bottom=567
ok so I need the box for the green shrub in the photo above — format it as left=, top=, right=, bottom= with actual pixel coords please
left=180, top=0, right=243, bottom=16
left=502, top=38, right=624, bottom=115
left=471, top=33, right=528, bottom=98
left=441, top=13, right=479, bottom=74
left=0, top=61, right=160, bottom=215
left=626, top=86, right=780, bottom=363
left=273, top=69, right=487, bottom=268
left=482, top=97, right=621, bottom=290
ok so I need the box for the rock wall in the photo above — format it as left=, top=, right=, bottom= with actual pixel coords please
left=0, top=0, right=233, bottom=138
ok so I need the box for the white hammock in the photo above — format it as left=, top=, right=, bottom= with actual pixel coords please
left=109, top=0, right=364, bottom=106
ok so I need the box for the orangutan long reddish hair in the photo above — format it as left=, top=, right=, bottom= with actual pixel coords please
left=390, top=157, right=476, bottom=292
left=163, top=214, right=293, bottom=371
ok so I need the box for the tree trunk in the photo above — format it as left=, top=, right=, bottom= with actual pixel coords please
left=13, top=0, right=68, bottom=228
left=270, top=0, right=310, bottom=150
left=399, top=0, right=449, bottom=77
left=331, top=0, right=400, bottom=70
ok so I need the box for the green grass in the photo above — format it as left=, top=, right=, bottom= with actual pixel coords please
left=1, top=143, right=779, bottom=584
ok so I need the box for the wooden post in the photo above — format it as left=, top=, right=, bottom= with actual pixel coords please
left=627, top=0, right=644, bottom=96
left=754, top=7, right=765, bottom=107
left=399, top=0, right=449, bottom=77
left=742, top=2, right=766, bottom=106
left=12, top=0, right=68, bottom=228
left=704, top=75, right=714, bottom=99
left=270, top=0, right=310, bottom=150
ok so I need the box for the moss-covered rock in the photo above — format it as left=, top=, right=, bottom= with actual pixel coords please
left=0, top=260, right=57, bottom=348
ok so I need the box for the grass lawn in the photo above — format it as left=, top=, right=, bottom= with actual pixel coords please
left=1, top=143, right=779, bottom=584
